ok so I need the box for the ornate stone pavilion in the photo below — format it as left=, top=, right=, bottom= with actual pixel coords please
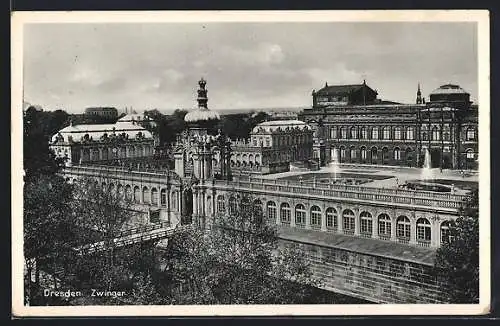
left=50, top=119, right=155, bottom=166
left=55, top=78, right=478, bottom=303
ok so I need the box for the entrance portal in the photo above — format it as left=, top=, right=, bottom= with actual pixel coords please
left=181, top=188, right=193, bottom=225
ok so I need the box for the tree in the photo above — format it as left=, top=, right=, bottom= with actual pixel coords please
left=434, top=189, right=479, bottom=303
left=69, top=177, right=143, bottom=291
left=23, top=106, right=66, bottom=181
left=159, top=193, right=320, bottom=304
left=23, top=174, right=75, bottom=304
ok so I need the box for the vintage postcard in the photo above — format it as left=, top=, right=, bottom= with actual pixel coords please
left=11, top=10, right=490, bottom=317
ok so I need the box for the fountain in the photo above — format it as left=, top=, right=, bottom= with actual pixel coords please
left=421, top=147, right=434, bottom=180
left=328, top=147, right=340, bottom=181
left=400, top=147, right=451, bottom=192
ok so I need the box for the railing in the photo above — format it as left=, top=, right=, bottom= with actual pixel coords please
left=62, top=165, right=178, bottom=185
left=76, top=223, right=192, bottom=255
left=218, top=175, right=468, bottom=211
left=417, top=240, right=431, bottom=248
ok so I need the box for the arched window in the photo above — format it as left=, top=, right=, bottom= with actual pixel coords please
left=371, top=147, right=378, bottom=161
left=229, top=196, right=238, bottom=215
left=341, top=127, right=347, bottom=139
left=432, top=126, right=440, bottom=141
left=253, top=200, right=263, bottom=223
left=129, top=146, right=135, bottom=157
left=360, top=147, right=367, bottom=160
left=466, top=128, right=476, bottom=141
left=143, top=186, right=150, bottom=204
left=417, top=218, right=431, bottom=242
left=151, top=188, right=158, bottom=205
left=349, top=127, right=357, bottom=139
left=310, top=206, right=322, bottom=228
left=372, top=127, right=379, bottom=139
left=360, top=211, right=373, bottom=236
left=422, top=132, right=428, bottom=141
left=340, top=146, right=346, bottom=160
left=440, top=221, right=451, bottom=244
left=267, top=201, right=277, bottom=221
left=295, top=204, right=306, bottom=226
left=342, top=209, right=355, bottom=235
left=117, top=184, right=123, bottom=198
left=350, top=146, right=356, bottom=160
left=466, top=148, right=475, bottom=159
left=125, top=185, right=132, bottom=201
left=134, top=186, right=140, bottom=203
left=326, top=207, right=338, bottom=230
left=217, top=195, right=225, bottom=213
left=378, top=213, right=392, bottom=238
left=280, top=203, right=291, bottom=224
left=361, top=127, right=367, bottom=139
left=406, top=127, right=414, bottom=140
left=396, top=216, right=411, bottom=240
left=383, top=127, right=391, bottom=140
left=394, top=127, right=402, bottom=140
left=394, top=147, right=401, bottom=161
left=160, top=189, right=167, bottom=206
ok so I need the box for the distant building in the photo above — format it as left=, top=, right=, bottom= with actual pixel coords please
left=229, top=120, right=314, bottom=174
left=300, top=82, right=478, bottom=170
left=84, top=107, right=118, bottom=119
left=50, top=120, right=155, bottom=166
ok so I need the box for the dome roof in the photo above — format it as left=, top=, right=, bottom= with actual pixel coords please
left=184, top=108, right=220, bottom=123
left=430, top=84, right=468, bottom=95
left=50, top=122, right=153, bottom=143
left=252, top=119, right=311, bottom=133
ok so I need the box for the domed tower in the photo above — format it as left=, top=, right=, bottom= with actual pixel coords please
left=175, top=78, right=226, bottom=181
left=183, top=78, right=221, bottom=137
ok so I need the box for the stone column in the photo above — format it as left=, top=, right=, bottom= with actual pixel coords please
left=305, top=204, right=310, bottom=230
left=432, top=216, right=440, bottom=248
left=321, top=203, right=327, bottom=231
left=372, top=211, right=379, bottom=239
left=410, top=213, right=417, bottom=245
left=192, top=190, right=197, bottom=217
left=337, top=205, right=343, bottom=233
left=290, top=202, right=296, bottom=227
left=354, top=208, right=360, bottom=236
left=390, top=215, right=396, bottom=241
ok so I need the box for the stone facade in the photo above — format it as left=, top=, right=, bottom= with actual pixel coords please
left=300, top=83, right=478, bottom=170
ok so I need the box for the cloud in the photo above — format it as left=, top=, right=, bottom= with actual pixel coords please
left=23, top=22, right=478, bottom=112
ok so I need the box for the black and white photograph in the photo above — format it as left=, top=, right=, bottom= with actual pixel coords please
left=11, top=10, right=490, bottom=316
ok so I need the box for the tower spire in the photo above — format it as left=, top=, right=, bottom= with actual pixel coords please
left=416, top=82, right=423, bottom=104
left=197, top=77, right=208, bottom=110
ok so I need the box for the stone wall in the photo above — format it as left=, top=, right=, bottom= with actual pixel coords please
left=280, top=239, right=444, bottom=303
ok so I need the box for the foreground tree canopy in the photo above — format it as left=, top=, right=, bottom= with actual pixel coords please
left=434, top=189, right=479, bottom=303
left=158, top=194, right=321, bottom=304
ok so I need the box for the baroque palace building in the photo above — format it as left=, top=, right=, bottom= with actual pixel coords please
left=300, top=81, right=478, bottom=170
left=54, top=78, right=477, bottom=303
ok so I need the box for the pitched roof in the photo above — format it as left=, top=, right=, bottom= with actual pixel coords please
left=316, top=84, right=365, bottom=95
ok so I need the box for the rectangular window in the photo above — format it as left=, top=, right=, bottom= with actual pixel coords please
left=397, top=224, right=410, bottom=238
left=407, top=128, right=414, bottom=140
left=361, top=219, right=372, bottom=234
left=330, top=128, right=337, bottom=139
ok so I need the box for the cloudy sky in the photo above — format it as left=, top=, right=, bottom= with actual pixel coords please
left=23, top=22, right=477, bottom=113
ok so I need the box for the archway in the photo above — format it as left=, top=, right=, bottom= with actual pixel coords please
left=430, top=148, right=442, bottom=168
left=181, top=188, right=193, bottom=225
